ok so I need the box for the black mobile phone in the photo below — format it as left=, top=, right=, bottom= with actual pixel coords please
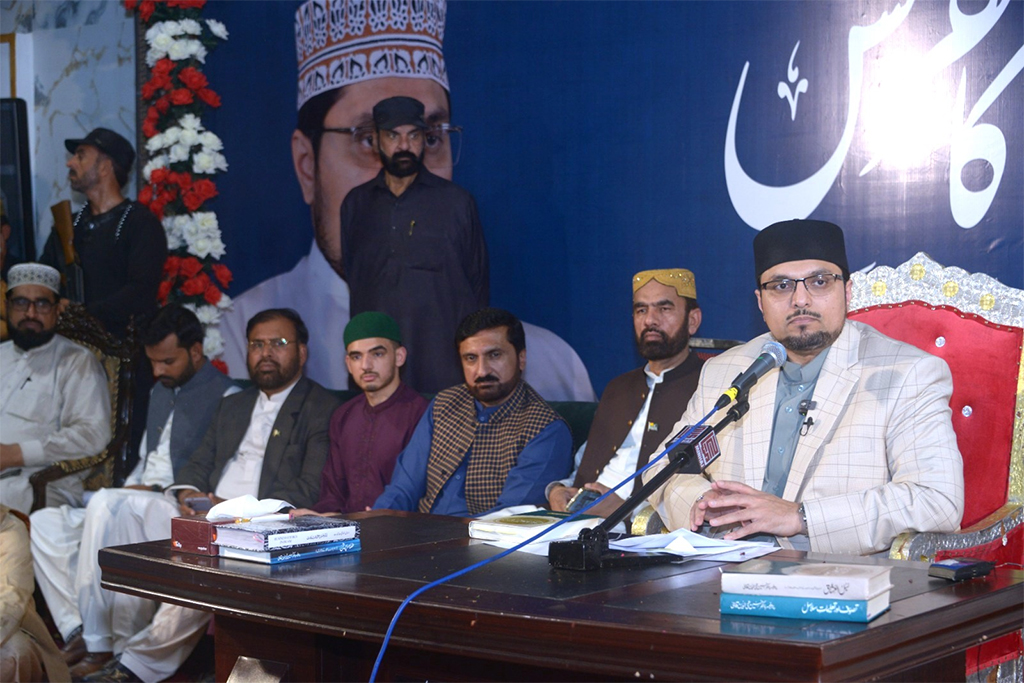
left=566, top=488, right=601, bottom=513
left=928, top=557, right=995, bottom=581
left=184, top=496, right=213, bottom=513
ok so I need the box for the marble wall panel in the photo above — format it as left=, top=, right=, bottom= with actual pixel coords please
left=1, top=0, right=135, bottom=255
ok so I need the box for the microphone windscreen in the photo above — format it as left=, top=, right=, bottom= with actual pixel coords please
left=761, top=341, right=787, bottom=368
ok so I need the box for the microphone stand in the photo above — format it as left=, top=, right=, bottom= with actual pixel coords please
left=549, top=396, right=750, bottom=571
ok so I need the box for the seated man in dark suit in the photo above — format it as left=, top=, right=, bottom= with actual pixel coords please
left=374, top=308, right=573, bottom=517
left=78, top=308, right=340, bottom=683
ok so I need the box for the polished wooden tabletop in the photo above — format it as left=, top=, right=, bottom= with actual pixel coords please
left=100, top=511, right=1024, bottom=682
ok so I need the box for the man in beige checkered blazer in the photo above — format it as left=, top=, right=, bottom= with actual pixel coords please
left=646, top=220, right=963, bottom=555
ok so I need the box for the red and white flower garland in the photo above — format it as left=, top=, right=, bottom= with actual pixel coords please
left=125, top=0, right=232, bottom=369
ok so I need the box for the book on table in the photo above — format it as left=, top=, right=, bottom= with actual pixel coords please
left=720, top=558, right=893, bottom=600
left=213, top=516, right=360, bottom=551
left=468, top=509, right=600, bottom=543
left=218, top=538, right=362, bottom=564
left=719, top=590, right=891, bottom=623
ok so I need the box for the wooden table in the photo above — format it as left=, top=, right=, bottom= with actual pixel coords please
left=100, top=511, right=1023, bottom=682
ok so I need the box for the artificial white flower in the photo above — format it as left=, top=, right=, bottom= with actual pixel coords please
left=146, top=133, right=165, bottom=153
left=179, top=114, right=203, bottom=132
left=151, top=33, right=175, bottom=53
left=193, top=304, right=222, bottom=326
left=179, top=19, right=202, bottom=36
left=206, top=237, right=227, bottom=260
left=216, top=292, right=232, bottom=310
left=198, top=131, right=223, bottom=151
left=145, top=47, right=163, bottom=68
left=168, top=143, right=191, bottom=163
left=165, top=229, right=186, bottom=251
left=192, top=152, right=217, bottom=174
left=162, top=126, right=182, bottom=145
left=191, top=42, right=208, bottom=63
left=167, top=40, right=192, bottom=62
left=173, top=214, right=193, bottom=233
left=206, top=19, right=229, bottom=40
left=203, top=328, right=224, bottom=358
left=178, top=127, right=200, bottom=148
left=193, top=212, right=219, bottom=234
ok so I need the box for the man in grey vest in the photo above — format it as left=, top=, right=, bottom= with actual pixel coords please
left=30, top=304, right=237, bottom=676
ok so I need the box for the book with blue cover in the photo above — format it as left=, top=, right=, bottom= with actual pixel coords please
left=218, top=538, right=361, bottom=564
left=719, top=591, right=890, bottom=622
left=213, top=516, right=359, bottom=551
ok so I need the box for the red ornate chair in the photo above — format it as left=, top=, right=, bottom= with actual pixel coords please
left=848, top=252, right=1022, bottom=681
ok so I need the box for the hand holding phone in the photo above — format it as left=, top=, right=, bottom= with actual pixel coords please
left=184, top=496, right=213, bottom=513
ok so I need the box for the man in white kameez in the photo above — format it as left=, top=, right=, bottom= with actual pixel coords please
left=0, top=263, right=110, bottom=515
left=30, top=304, right=238, bottom=678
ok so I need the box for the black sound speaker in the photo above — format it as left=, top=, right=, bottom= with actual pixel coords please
left=1, top=97, right=36, bottom=271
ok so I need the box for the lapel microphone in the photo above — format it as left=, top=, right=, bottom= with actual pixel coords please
left=799, top=400, right=817, bottom=436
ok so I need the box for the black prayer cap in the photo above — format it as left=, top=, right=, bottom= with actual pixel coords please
left=753, top=219, right=849, bottom=285
left=64, top=128, right=135, bottom=174
left=372, top=96, right=429, bottom=131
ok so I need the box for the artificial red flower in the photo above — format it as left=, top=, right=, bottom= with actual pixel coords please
left=169, top=0, right=206, bottom=8
left=182, top=190, right=203, bottom=212
left=180, top=273, right=211, bottom=297
left=196, top=88, right=221, bottom=108
left=142, top=81, right=159, bottom=100
left=193, top=178, right=218, bottom=201
left=124, top=0, right=138, bottom=10
left=138, top=0, right=155, bottom=21
left=163, top=255, right=182, bottom=277
left=157, top=279, right=173, bottom=303
left=152, top=58, right=175, bottom=78
left=211, top=263, right=232, bottom=288
left=179, top=257, right=204, bottom=279
left=203, top=284, right=222, bottom=306
left=170, top=88, right=194, bottom=106
left=150, top=168, right=169, bottom=185
left=139, top=185, right=154, bottom=205
left=155, top=96, right=171, bottom=114
left=210, top=358, right=228, bottom=374
left=148, top=200, right=166, bottom=220
left=178, top=67, right=208, bottom=92
left=168, top=171, right=193, bottom=189
left=143, top=119, right=159, bottom=138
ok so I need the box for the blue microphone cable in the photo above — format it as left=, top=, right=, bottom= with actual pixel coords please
left=368, top=405, right=719, bottom=682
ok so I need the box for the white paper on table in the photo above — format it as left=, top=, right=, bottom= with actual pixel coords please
left=474, top=505, right=541, bottom=522
left=609, top=527, right=776, bottom=560
left=206, top=495, right=293, bottom=521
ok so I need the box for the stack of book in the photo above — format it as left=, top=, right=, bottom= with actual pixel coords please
left=719, top=559, right=893, bottom=622
left=468, top=510, right=600, bottom=544
left=212, top=515, right=361, bottom=564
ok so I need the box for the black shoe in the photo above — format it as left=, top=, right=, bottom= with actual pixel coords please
left=80, top=658, right=142, bottom=683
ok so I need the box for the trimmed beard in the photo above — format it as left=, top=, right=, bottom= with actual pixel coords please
left=248, top=356, right=301, bottom=393
left=636, top=324, right=691, bottom=362
left=780, top=327, right=842, bottom=354
left=159, top=356, right=198, bottom=389
left=379, top=148, right=423, bottom=178
left=9, top=326, right=57, bottom=351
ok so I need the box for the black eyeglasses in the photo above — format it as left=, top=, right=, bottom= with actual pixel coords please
left=759, top=274, right=844, bottom=298
left=8, top=297, right=57, bottom=314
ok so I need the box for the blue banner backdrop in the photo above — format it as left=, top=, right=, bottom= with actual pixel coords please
left=203, top=0, right=1022, bottom=393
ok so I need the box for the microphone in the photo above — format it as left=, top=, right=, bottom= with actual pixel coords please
left=714, top=340, right=787, bottom=410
